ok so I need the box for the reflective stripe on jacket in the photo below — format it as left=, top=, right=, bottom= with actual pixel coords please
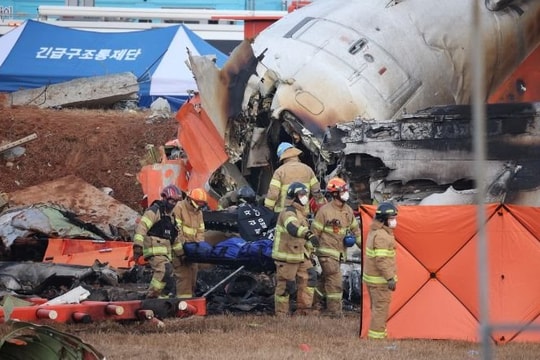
left=264, top=157, right=321, bottom=213
left=363, top=220, right=397, bottom=285
left=272, top=202, right=310, bottom=263
left=172, top=199, right=205, bottom=256
left=312, top=200, right=362, bottom=261
left=134, top=201, right=177, bottom=260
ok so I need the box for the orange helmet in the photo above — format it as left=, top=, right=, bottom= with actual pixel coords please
left=326, top=177, right=347, bottom=193
left=188, top=188, right=208, bottom=203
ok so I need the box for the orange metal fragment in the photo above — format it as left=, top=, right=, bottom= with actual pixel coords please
left=489, top=46, right=540, bottom=103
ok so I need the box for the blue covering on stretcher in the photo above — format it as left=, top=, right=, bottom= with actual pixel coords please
left=183, top=238, right=275, bottom=271
left=183, top=241, right=213, bottom=258
left=211, top=238, right=246, bottom=258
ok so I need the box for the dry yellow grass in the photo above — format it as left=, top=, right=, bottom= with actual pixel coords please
left=2, top=314, right=539, bottom=360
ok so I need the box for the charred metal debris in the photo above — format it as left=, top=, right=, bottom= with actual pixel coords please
left=218, top=95, right=540, bottom=207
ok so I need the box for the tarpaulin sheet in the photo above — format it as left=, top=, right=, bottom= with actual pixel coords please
left=359, top=204, right=540, bottom=343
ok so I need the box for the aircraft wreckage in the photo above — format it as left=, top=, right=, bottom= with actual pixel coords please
left=1, top=0, right=540, bottom=330
left=174, top=0, right=540, bottom=207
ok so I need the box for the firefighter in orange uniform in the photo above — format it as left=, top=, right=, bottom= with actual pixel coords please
left=311, top=177, right=362, bottom=317
left=171, top=188, right=207, bottom=298
left=264, top=142, right=325, bottom=215
left=272, top=182, right=319, bottom=316
left=133, top=184, right=182, bottom=298
left=363, top=202, right=398, bottom=339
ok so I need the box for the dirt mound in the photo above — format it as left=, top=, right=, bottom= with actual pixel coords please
left=0, top=106, right=178, bottom=212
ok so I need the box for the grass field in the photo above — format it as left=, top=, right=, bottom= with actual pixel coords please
left=2, top=314, right=539, bottom=359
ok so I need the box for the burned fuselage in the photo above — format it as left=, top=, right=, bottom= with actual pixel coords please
left=185, top=0, right=540, bottom=206
left=323, top=103, right=540, bottom=206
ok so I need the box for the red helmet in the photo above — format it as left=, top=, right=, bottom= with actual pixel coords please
left=326, top=177, right=347, bottom=193
left=160, top=184, right=182, bottom=200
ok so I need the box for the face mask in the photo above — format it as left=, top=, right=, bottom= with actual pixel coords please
left=388, top=218, right=397, bottom=229
left=191, top=200, right=201, bottom=211
left=340, top=191, right=350, bottom=202
left=298, top=195, right=309, bottom=206
left=164, top=199, right=177, bottom=212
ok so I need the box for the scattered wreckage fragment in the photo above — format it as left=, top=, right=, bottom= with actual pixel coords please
left=0, top=320, right=105, bottom=360
left=0, top=205, right=108, bottom=257
left=9, top=72, right=139, bottom=109
left=6, top=175, right=139, bottom=238
left=0, top=293, right=206, bottom=325
left=0, top=261, right=120, bottom=299
left=0, top=262, right=207, bottom=325
left=0, top=175, right=137, bottom=273
left=0, top=133, right=37, bottom=156
left=137, top=93, right=229, bottom=208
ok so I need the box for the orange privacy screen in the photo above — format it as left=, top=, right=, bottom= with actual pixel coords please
left=359, top=204, right=540, bottom=344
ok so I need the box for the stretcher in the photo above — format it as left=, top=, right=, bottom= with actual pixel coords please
left=183, top=238, right=275, bottom=272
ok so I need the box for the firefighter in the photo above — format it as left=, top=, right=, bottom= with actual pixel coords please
left=132, top=184, right=182, bottom=298
left=311, top=177, right=362, bottom=317
left=237, top=184, right=257, bottom=204
left=272, top=182, right=319, bottom=316
left=363, top=202, right=398, bottom=339
left=218, top=184, right=263, bottom=211
left=217, top=189, right=239, bottom=210
left=264, top=142, right=325, bottom=215
left=171, top=188, right=207, bottom=298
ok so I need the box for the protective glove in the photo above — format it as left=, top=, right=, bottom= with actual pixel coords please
left=129, top=245, right=144, bottom=266
left=132, top=245, right=143, bottom=260
left=135, top=256, right=148, bottom=266
left=304, top=231, right=319, bottom=247
left=173, top=241, right=185, bottom=257
left=304, top=240, right=314, bottom=254
left=174, top=253, right=189, bottom=267
left=387, top=278, right=397, bottom=291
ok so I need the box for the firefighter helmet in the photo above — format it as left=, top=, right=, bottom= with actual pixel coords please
left=343, top=234, right=356, bottom=248
left=276, top=142, right=294, bottom=159
left=160, top=184, right=182, bottom=201
left=286, top=182, right=308, bottom=199
left=375, top=202, right=398, bottom=221
left=237, top=185, right=256, bottom=203
left=188, top=188, right=208, bottom=203
left=326, top=177, right=347, bottom=193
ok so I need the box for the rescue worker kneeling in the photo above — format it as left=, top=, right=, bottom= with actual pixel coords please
left=133, top=185, right=182, bottom=298
left=272, top=182, right=319, bottom=316
left=171, top=188, right=207, bottom=298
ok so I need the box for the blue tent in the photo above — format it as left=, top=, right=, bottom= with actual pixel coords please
left=0, top=20, right=228, bottom=109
